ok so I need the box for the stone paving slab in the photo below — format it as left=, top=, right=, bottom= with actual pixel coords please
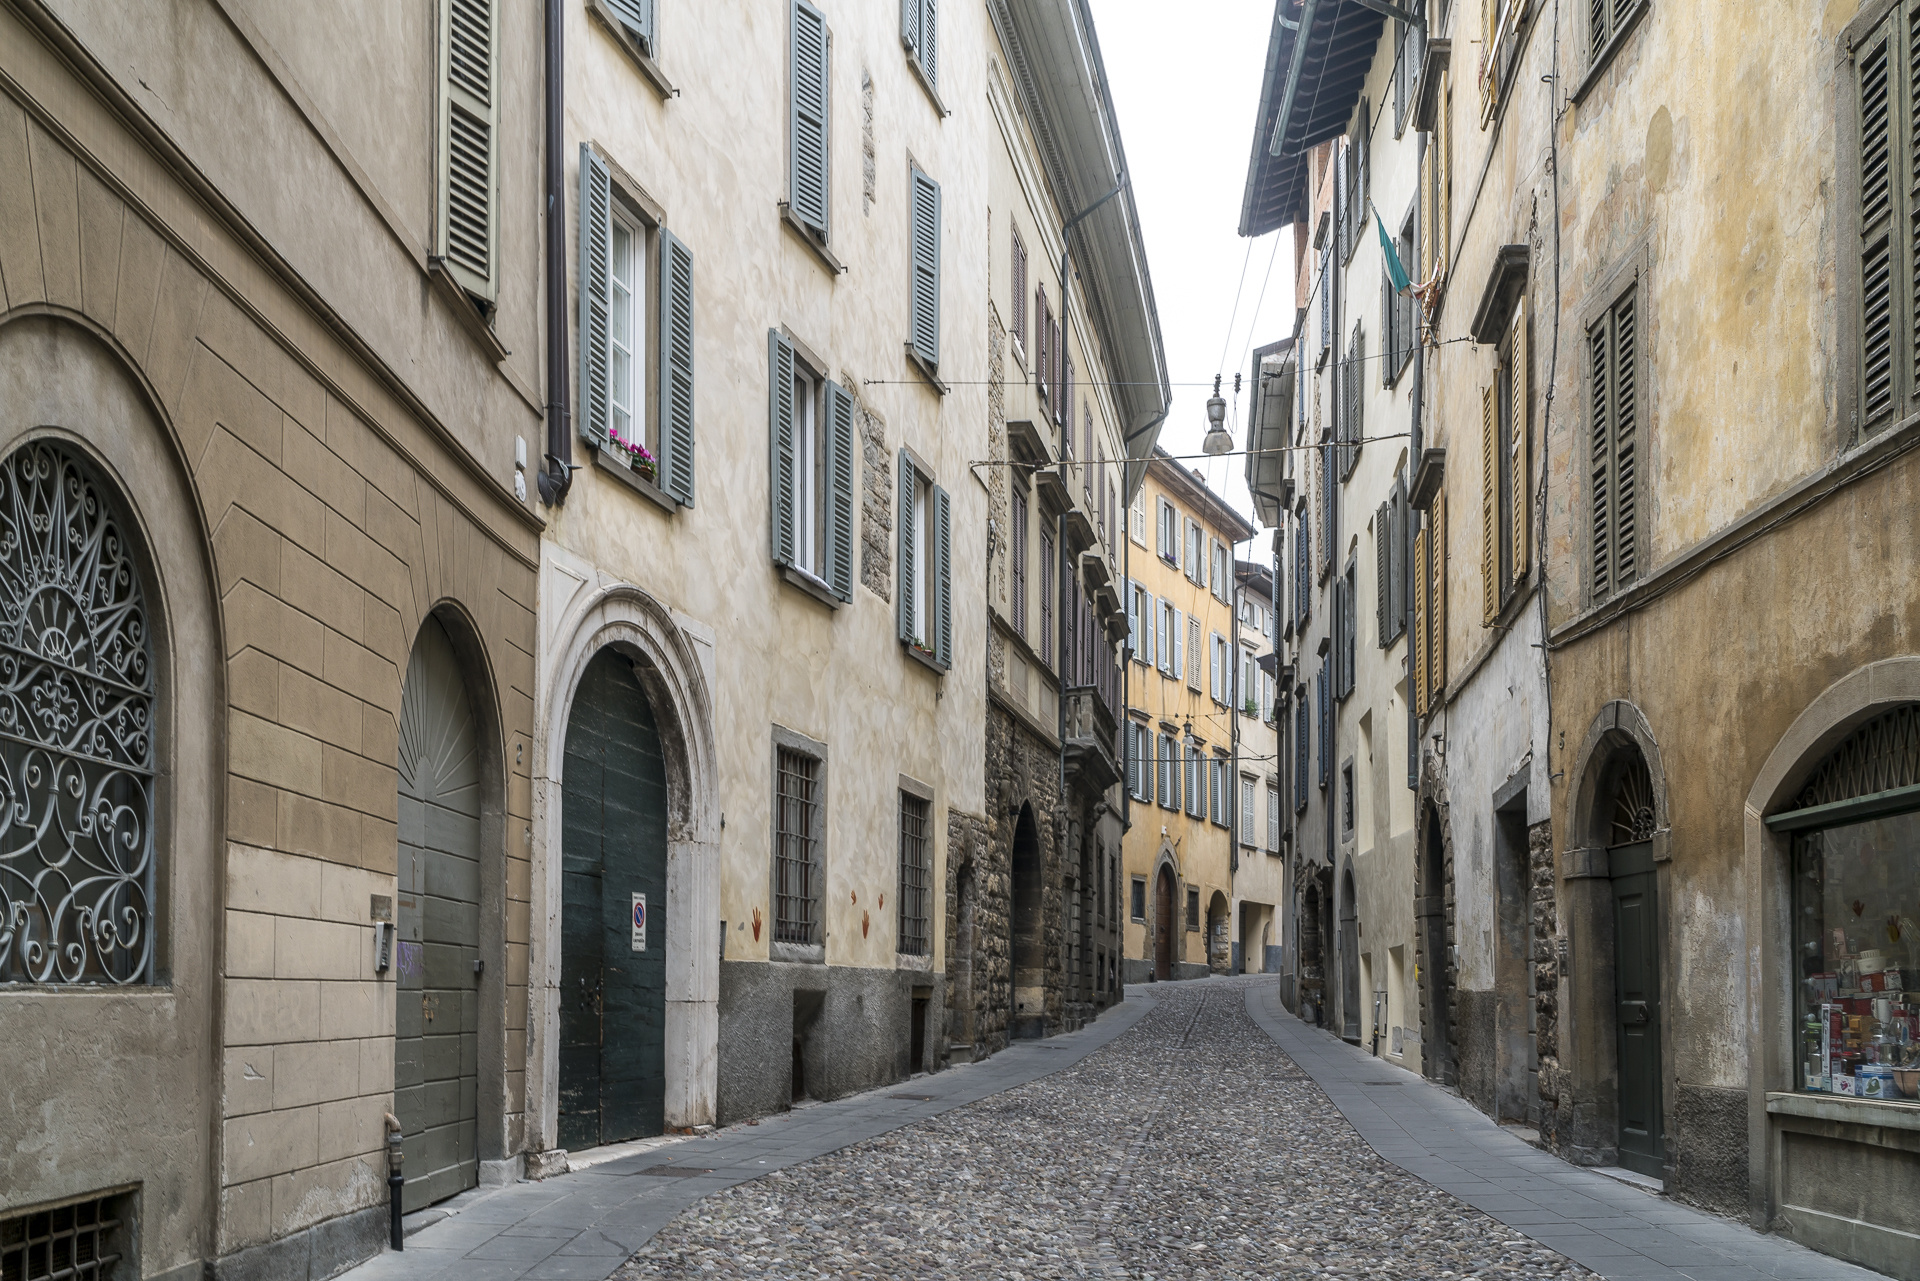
left=1243, top=980, right=1889, bottom=1281
left=335, top=990, right=1156, bottom=1281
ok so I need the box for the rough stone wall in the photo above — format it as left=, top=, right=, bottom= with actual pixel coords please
left=942, top=808, right=995, bottom=1057
left=971, top=703, right=1063, bottom=1047
left=855, top=386, right=892, bottom=601
left=987, top=302, right=1008, bottom=609
left=1528, top=819, right=1567, bottom=1151
left=1672, top=1083, right=1750, bottom=1219
left=1455, top=989, right=1499, bottom=1117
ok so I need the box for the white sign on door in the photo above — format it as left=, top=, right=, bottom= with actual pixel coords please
left=631, top=892, right=647, bottom=952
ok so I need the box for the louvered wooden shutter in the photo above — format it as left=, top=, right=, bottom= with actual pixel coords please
left=1510, top=297, right=1529, bottom=586
left=1437, top=75, right=1452, bottom=277
left=578, top=145, right=612, bottom=450
left=1188, top=616, right=1200, bottom=691
left=1375, top=501, right=1390, bottom=646
left=1613, top=296, right=1638, bottom=586
left=911, top=167, right=942, bottom=369
left=790, top=0, right=831, bottom=240
left=1432, top=492, right=1448, bottom=698
left=1011, top=231, right=1027, bottom=355
left=1413, top=522, right=1430, bottom=715
left=1419, top=146, right=1435, bottom=285
left=659, top=229, right=696, bottom=505
left=897, top=451, right=916, bottom=642
left=768, top=331, right=797, bottom=568
left=439, top=0, right=497, bottom=299
left=1858, top=14, right=1900, bottom=429
left=827, top=380, right=856, bottom=602
left=1143, top=591, right=1156, bottom=668
left=1589, top=313, right=1614, bottom=598
left=1172, top=609, right=1184, bottom=681
left=1480, top=383, right=1497, bottom=623
left=607, top=0, right=656, bottom=55
left=1127, top=582, right=1141, bottom=659
left=1591, top=290, right=1639, bottom=598
left=907, top=0, right=938, bottom=88
left=1335, top=142, right=1348, bottom=260
left=934, top=484, right=952, bottom=667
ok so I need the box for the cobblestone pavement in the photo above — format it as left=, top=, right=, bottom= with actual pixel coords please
left=618, top=977, right=1592, bottom=1280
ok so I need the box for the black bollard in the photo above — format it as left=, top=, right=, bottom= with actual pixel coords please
left=386, top=1114, right=405, bottom=1251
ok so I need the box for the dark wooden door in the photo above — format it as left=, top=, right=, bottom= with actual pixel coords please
left=1154, top=869, right=1174, bottom=980
left=1340, top=878, right=1361, bottom=1041
left=395, top=618, right=481, bottom=1212
left=559, top=649, right=669, bottom=1150
left=1611, top=841, right=1664, bottom=1178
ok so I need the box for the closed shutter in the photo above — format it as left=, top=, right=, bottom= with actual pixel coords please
left=1011, top=231, right=1027, bottom=355
left=1388, top=482, right=1407, bottom=641
left=1143, top=591, right=1156, bottom=668
left=1613, top=297, right=1638, bottom=585
left=910, top=168, right=942, bottom=368
left=438, top=0, right=497, bottom=299
left=1432, top=492, right=1448, bottom=699
left=1375, top=500, right=1390, bottom=646
left=790, top=0, right=831, bottom=240
left=934, top=485, right=952, bottom=668
left=1127, top=724, right=1140, bottom=797
left=1171, top=609, right=1184, bottom=681
left=1335, top=140, right=1348, bottom=260
left=897, top=451, right=916, bottom=642
left=1591, top=289, right=1639, bottom=598
left=1343, top=572, right=1357, bottom=696
left=1413, top=523, right=1430, bottom=715
left=578, top=145, right=612, bottom=450
left=1209, top=633, right=1220, bottom=701
left=1126, top=581, right=1139, bottom=658
left=1188, top=617, right=1201, bottom=691
left=902, top=0, right=938, bottom=87
left=1510, top=296, right=1530, bottom=586
left=1318, top=673, right=1331, bottom=786
left=768, top=331, right=797, bottom=568
left=606, top=0, right=656, bottom=56
left=658, top=229, right=696, bottom=505
left=826, top=381, right=856, bottom=602
left=1480, top=383, right=1497, bottom=624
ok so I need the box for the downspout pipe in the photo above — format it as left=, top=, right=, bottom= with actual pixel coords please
left=538, top=0, right=573, bottom=506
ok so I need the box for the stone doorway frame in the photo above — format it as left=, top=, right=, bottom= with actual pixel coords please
left=531, top=570, right=719, bottom=1152
left=1563, top=699, right=1672, bottom=1172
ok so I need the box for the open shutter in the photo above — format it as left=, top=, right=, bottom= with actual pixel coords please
left=1510, top=297, right=1530, bottom=586
left=439, top=0, right=497, bottom=299
left=768, top=332, right=796, bottom=567
left=934, top=485, right=952, bottom=668
left=1613, top=295, right=1638, bottom=585
left=901, top=0, right=920, bottom=56
left=1126, top=583, right=1141, bottom=659
left=1859, top=13, right=1898, bottom=428
left=1433, top=492, right=1448, bottom=698
left=577, top=145, right=612, bottom=450
left=1209, top=634, right=1220, bottom=702
left=1171, top=609, right=1184, bottom=681
left=1188, top=616, right=1201, bottom=691
left=1437, top=75, right=1452, bottom=278
left=1413, top=523, right=1430, bottom=715
left=1589, top=315, right=1614, bottom=598
left=1419, top=145, right=1435, bottom=285
left=826, top=380, right=856, bottom=602
left=910, top=168, right=942, bottom=368
left=920, top=0, right=939, bottom=87
left=1143, top=592, right=1156, bottom=669
left=1480, top=383, right=1497, bottom=623
left=1375, top=500, right=1390, bottom=646
left=790, top=0, right=831, bottom=240
left=658, top=229, right=696, bottom=505
left=606, top=0, right=656, bottom=55
left=897, top=451, right=916, bottom=642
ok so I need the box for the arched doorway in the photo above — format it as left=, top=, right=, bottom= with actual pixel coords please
left=1154, top=865, right=1176, bottom=980
left=558, top=648, right=670, bottom=1149
left=1601, top=751, right=1663, bottom=1178
left=1419, top=807, right=1456, bottom=1085
left=1010, top=804, right=1045, bottom=1038
left=1207, top=891, right=1231, bottom=972
left=1299, top=871, right=1327, bottom=1021
left=395, top=616, right=483, bottom=1211
left=1340, top=868, right=1361, bottom=1042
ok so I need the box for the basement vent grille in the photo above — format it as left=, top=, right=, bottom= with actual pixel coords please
left=1, top=1192, right=127, bottom=1281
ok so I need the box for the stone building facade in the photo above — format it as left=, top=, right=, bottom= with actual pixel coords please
left=0, top=0, right=544, bottom=1276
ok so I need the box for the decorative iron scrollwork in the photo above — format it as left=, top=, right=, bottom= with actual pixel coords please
left=1609, top=756, right=1656, bottom=845
left=1796, top=704, right=1920, bottom=809
left=0, top=443, right=155, bottom=985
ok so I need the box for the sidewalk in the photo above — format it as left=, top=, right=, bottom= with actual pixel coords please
left=336, top=989, right=1156, bottom=1281
left=1244, top=981, right=1887, bottom=1281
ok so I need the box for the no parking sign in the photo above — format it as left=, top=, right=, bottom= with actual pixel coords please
left=631, top=893, right=647, bottom=952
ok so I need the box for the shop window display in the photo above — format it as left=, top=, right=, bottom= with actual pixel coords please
left=1787, top=706, right=1920, bottom=1100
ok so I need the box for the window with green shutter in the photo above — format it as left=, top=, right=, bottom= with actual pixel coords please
left=1587, top=285, right=1639, bottom=602
left=580, top=143, right=674, bottom=493
left=437, top=0, right=498, bottom=306
left=1849, top=4, right=1920, bottom=437
left=1588, top=0, right=1646, bottom=70
left=896, top=452, right=951, bottom=666
left=909, top=167, right=942, bottom=371
left=789, top=0, right=831, bottom=243
left=766, top=332, right=851, bottom=599
left=901, top=0, right=939, bottom=91
left=658, top=229, right=696, bottom=505
left=604, top=0, right=656, bottom=57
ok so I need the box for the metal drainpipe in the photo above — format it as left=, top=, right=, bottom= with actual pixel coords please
left=537, top=0, right=572, bottom=506
left=1056, top=512, right=1068, bottom=830
left=1408, top=130, right=1425, bottom=795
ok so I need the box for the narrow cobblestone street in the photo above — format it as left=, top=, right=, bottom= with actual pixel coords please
left=621, top=979, right=1587, bottom=1279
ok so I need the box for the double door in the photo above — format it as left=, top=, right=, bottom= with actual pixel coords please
left=558, top=649, right=669, bottom=1150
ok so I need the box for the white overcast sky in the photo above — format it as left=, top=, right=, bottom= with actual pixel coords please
left=1089, top=0, right=1293, bottom=533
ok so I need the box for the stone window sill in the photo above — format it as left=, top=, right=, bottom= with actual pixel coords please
left=771, top=941, right=824, bottom=965
left=904, top=343, right=949, bottom=395
left=779, top=204, right=847, bottom=276
left=588, top=0, right=679, bottom=100
left=1766, top=1090, right=1920, bottom=1133
left=896, top=952, right=932, bottom=971
left=780, top=565, right=841, bottom=610
left=906, top=51, right=950, bottom=117
left=593, top=445, right=678, bottom=513
left=903, top=641, right=945, bottom=675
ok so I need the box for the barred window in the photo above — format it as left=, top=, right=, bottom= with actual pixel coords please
left=1, top=1192, right=129, bottom=1280
left=774, top=747, right=821, bottom=944
left=0, top=443, right=156, bottom=985
left=1186, top=887, right=1200, bottom=931
left=897, top=790, right=931, bottom=956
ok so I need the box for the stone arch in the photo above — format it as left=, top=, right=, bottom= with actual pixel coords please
left=1205, top=889, right=1231, bottom=973
left=1147, top=840, right=1183, bottom=981
left=0, top=309, right=223, bottom=1263
left=1339, top=861, right=1362, bottom=1040
left=1561, top=699, right=1673, bottom=1170
left=1415, top=796, right=1459, bottom=1085
left=533, top=580, right=720, bottom=1142
left=1009, top=802, right=1046, bottom=1037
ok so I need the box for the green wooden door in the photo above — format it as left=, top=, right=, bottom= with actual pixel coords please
left=559, top=649, right=668, bottom=1149
left=394, top=617, right=482, bottom=1212
left=1610, top=841, right=1664, bottom=1178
